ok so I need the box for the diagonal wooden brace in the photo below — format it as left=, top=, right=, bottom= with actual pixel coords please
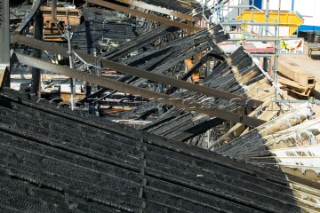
left=0, top=65, right=8, bottom=88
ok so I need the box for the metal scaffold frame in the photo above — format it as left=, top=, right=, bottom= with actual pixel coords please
left=202, top=0, right=312, bottom=110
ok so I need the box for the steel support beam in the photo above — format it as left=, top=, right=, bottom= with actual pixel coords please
left=12, top=35, right=263, bottom=107
left=112, top=0, right=199, bottom=22
left=0, top=0, right=10, bottom=88
left=85, top=0, right=200, bottom=32
left=15, top=52, right=265, bottom=127
left=0, top=0, right=10, bottom=65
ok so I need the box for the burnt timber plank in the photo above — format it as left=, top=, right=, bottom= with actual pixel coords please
left=104, top=24, right=179, bottom=60
left=113, top=0, right=199, bottom=22
left=12, top=35, right=263, bottom=107
left=85, top=0, right=201, bottom=32
left=14, top=52, right=265, bottom=127
left=0, top=88, right=318, bottom=212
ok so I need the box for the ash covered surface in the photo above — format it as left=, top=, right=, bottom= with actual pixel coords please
left=0, top=88, right=311, bottom=212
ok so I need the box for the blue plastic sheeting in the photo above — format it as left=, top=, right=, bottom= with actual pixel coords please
left=299, top=25, right=320, bottom=31
left=250, top=0, right=262, bottom=9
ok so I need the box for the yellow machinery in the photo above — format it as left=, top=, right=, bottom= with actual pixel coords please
left=236, top=10, right=303, bottom=36
left=40, top=0, right=81, bottom=41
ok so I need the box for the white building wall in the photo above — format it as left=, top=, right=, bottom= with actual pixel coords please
left=295, top=0, right=318, bottom=27
left=261, top=0, right=320, bottom=30
left=315, top=0, right=320, bottom=28
left=262, top=0, right=292, bottom=10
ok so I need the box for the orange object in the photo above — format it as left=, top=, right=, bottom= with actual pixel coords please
left=185, top=59, right=199, bottom=83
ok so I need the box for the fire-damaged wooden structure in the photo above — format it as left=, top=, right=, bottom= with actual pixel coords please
left=216, top=103, right=320, bottom=182
left=137, top=46, right=274, bottom=147
left=0, top=88, right=320, bottom=212
left=2, top=0, right=320, bottom=211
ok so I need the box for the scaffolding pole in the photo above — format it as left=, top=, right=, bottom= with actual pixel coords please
left=66, top=10, right=76, bottom=110
left=273, top=0, right=281, bottom=102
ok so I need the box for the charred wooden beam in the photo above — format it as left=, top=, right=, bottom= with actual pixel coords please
left=85, top=0, right=201, bottom=32
left=167, top=49, right=225, bottom=94
left=0, top=88, right=318, bottom=212
left=112, top=0, right=199, bottom=22
left=120, top=102, right=164, bottom=119
left=215, top=104, right=314, bottom=158
left=177, top=118, right=225, bottom=142
left=80, top=31, right=210, bottom=105
left=104, top=25, right=179, bottom=60
left=12, top=35, right=262, bottom=106
left=30, top=10, right=43, bottom=96
left=14, top=52, right=265, bottom=127
left=14, top=0, right=42, bottom=34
